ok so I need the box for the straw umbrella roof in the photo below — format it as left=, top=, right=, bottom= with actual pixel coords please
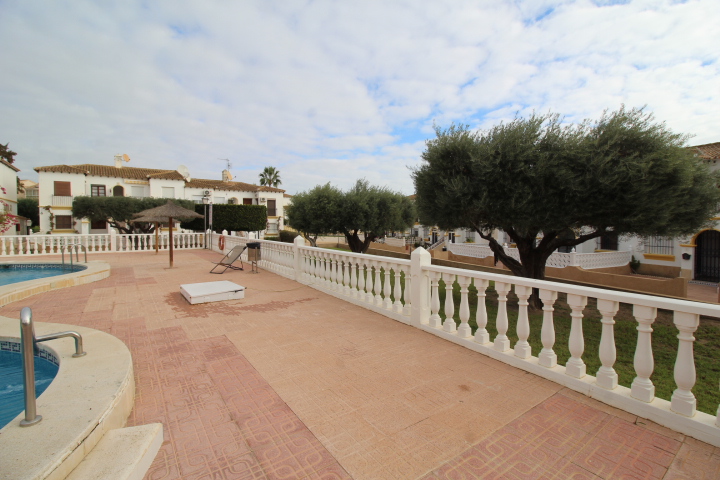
left=133, top=200, right=204, bottom=220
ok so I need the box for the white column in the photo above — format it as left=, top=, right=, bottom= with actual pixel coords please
left=671, top=311, right=699, bottom=417
left=538, top=289, right=558, bottom=368
left=350, top=262, right=358, bottom=298
left=631, top=304, right=657, bottom=403
left=358, top=263, right=367, bottom=302
left=442, top=273, right=456, bottom=333
left=494, top=282, right=511, bottom=352
left=596, top=299, right=620, bottom=390
left=410, top=247, right=431, bottom=326
left=566, top=294, right=588, bottom=378
left=473, top=279, right=490, bottom=344
left=402, top=267, right=412, bottom=316
left=373, top=261, right=383, bottom=306
left=457, top=276, right=472, bottom=338
left=429, top=271, right=442, bottom=328
left=513, top=285, right=532, bottom=359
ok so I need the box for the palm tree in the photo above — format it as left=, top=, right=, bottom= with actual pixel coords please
left=259, top=166, right=282, bottom=188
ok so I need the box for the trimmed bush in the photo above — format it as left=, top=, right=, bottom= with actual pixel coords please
left=181, top=204, right=268, bottom=232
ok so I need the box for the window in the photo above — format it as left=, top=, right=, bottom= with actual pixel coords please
left=597, top=233, right=618, bottom=251
left=91, top=219, right=107, bottom=230
left=162, top=187, right=175, bottom=198
left=213, top=197, right=226, bottom=204
left=113, top=185, right=124, bottom=197
left=646, top=236, right=674, bottom=255
left=91, top=185, right=106, bottom=197
left=243, top=198, right=253, bottom=205
left=55, top=215, right=73, bottom=230
left=54, top=181, right=71, bottom=196
left=267, top=199, right=276, bottom=217
left=131, top=186, right=145, bottom=198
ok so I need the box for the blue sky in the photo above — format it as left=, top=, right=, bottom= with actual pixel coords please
left=1, top=0, right=718, bottom=195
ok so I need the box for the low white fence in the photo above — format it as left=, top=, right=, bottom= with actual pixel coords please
left=0, top=233, right=205, bottom=256
left=447, top=243, right=632, bottom=270
left=214, top=234, right=720, bottom=447
left=383, top=237, right=406, bottom=248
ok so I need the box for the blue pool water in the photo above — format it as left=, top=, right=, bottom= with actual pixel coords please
left=0, top=264, right=86, bottom=286
left=0, top=347, right=60, bottom=428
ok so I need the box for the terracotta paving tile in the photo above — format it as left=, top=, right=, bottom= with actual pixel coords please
left=2, top=251, right=718, bottom=480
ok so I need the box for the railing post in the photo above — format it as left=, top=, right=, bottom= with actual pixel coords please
left=110, top=229, right=117, bottom=252
left=410, top=247, right=431, bottom=326
left=671, top=311, right=699, bottom=417
left=631, top=305, right=657, bottom=402
left=293, top=236, right=304, bottom=282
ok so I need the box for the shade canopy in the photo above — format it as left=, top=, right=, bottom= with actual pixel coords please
left=133, top=200, right=203, bottom=220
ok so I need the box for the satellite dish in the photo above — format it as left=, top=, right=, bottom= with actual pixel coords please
left=122, top=154, right=131, bottom=163
left=177, top=165, right=191, bottom=180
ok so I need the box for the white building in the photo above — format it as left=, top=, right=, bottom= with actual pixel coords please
left=34, top=155, right=287, bottom=235
left=0, top=158, right=20, bottom=236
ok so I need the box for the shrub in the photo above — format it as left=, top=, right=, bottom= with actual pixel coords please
left=279, top=229, right=297, bottom=243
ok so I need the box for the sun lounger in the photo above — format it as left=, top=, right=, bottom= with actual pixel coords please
left=210, top=245, right=246, bottom=274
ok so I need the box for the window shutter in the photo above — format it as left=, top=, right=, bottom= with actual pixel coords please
left=54, top=181, right=71, bottom=196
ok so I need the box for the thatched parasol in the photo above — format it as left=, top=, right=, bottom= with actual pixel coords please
left=133, top=201, right=203, bottom=267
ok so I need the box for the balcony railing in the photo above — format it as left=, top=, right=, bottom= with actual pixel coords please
left=51, top=195, right=73, bottom=207
left=217, top=234, right=720, bottom=448
left=0, top=233, right=205, bottom=256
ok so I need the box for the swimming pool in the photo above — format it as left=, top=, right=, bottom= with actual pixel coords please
left=0, top=264, right=87, bottom=286
left=0, top=342, right=59, bottom=428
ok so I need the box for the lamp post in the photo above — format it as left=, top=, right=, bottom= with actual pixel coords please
left=202, top=195, right=210, bottom=249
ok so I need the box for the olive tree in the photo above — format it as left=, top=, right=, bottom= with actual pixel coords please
left=287, top=180, right=415, bottom=253
left=413, top=107, right=720, bottom=284
left=72, top=196, right=196, bottom=233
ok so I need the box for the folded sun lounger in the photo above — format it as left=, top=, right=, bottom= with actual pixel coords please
left=210, top=245, right=246, bottom=274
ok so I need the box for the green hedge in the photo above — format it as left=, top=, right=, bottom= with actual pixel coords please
left=181, top=204, right=267, bottom=232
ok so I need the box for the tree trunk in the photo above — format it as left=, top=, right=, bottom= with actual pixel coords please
left=344, top=230, right=376, bottom=253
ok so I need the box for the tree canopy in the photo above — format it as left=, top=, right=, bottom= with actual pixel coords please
left=413, top=106, right=720, bottom=283
left=72, top=196, right=196, bottom=234
left=287, top=179, right=415, bottom=253
left=0, top=143, right=17, bottom=164
left=259, top=166, right=282, bottom=188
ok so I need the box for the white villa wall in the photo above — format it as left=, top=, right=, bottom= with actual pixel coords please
left=0, top=161, right=19, bottom=236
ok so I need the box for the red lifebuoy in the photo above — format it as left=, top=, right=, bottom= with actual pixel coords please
left=218, top=235, right=225, bottom=251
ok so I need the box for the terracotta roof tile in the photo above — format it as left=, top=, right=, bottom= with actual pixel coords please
left=185, top=178, right=284, bottom=193
left=35, top=164, right=183, bottom=180
left=0, top=158, right=20, bottom=172
left=690, top=142, right=720, bottom=160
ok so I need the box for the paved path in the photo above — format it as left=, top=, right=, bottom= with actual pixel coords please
left=2, top=251, right=718, bottom=479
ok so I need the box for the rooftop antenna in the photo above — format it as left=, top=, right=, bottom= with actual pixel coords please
left=219, top=158, right=231, bottom=171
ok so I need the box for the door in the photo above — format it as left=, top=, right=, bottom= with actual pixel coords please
left=694, top=230, right=720, bottom=282
left=267, top=200, right=276, bottom=216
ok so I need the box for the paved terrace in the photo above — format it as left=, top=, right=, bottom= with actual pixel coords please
left=2, top=251, right=719, bottom=480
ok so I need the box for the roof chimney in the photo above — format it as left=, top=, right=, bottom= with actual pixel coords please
left=114, top=154, right=130, bottom=168
left=222, top=169, right=233, bottom=182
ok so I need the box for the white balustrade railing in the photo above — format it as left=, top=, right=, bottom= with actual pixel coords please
left=0, top=232, right=204, bottom=256
left=447, top=243, right=631, bottom=269
left=207, top=235, right=720, bottom=447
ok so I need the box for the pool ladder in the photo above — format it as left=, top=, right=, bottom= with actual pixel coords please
left=60, top=243, right=87, bottom=266
left=19, top=307, right=86, bottom=427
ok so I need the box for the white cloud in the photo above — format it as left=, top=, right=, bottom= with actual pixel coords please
left=1, top=0, right=718, bottom=196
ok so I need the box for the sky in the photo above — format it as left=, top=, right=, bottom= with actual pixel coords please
left=1, top=0, right=718, bottom=195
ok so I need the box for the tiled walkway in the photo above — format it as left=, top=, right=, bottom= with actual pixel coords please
left=2, top=251, right=718, bottom=479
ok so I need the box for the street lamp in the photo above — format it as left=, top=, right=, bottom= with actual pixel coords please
left=202, top=195, right=210, bottom=249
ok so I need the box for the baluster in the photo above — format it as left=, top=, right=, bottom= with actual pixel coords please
left=442, top=273, right=456, bottom=332
left=493, top=282, right=511, bottom=351
left=383, top=264, right=393, bottom=310
left=334, top=256, right=342, bottom=291
left=393, top=267, right=403, bottom=313
left=514, top=285, right=532, bottom=359
left=402, top=267, right=411, bottom=316
left=429, top=271, right=442, bottom=328
left=671, top=311, right=700, bottom=416
left=596, top=299, right=620, bottom=389
left=373, top=261, right=383, bottom=306
left=321, top=254, right=329, bottom=286
left=307, top=254, right=314, bottom=283
left=538, top=289, right=558, bottom=367
left=456, top=275, right=471, bottom=338
left=473, top=279, right=490, bottom=344
left=566, top=294, right=588, bottom=378
left=631, top=305, right=657, bottom=402
left=350, top=261, right=357, bottom=298
left=0, top=237, right=5, bottom=256
left=358, top=263, right=367, bottom=302
left=342, top=259, right=350, bottom=295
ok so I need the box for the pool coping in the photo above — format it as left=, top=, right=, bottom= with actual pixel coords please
left=0, top=261, right=110, bottom=307
left=0, top=319, right=135, bottom=480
